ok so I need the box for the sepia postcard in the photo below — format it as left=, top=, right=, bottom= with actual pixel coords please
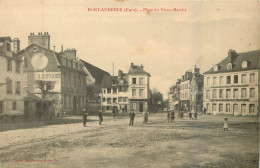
left=0, top=0, right=259, bottom=167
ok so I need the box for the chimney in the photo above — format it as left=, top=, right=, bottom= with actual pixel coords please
left=228, top=49, right=237, bottom=63
left=140, top=64, right=143, bottom=69
left=63, top=48, right=77, bottom=59
left=28, top=32, right=50, bottom=49
left=131, top=62, right=134, bottom=68
left=61, top=45, right=63, bottom=52
left=13, top=38, right=20, bottom=53
left=118, top=69, right=122, bottom=77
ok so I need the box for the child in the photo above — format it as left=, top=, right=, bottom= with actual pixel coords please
left=223, top=118, right=229, bottom=131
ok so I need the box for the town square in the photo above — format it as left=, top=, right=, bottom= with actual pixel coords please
left=0, top=0, right=259, bottom=167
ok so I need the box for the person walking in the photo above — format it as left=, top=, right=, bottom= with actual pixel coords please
left=167, top=111, right=171, bottom=123
left=203, top=107, right=207, bottom=115
left=83, top=108, right=88, bottom=127
left=143, top=111, right=148, bottom=124
left=171, top=111, right=175, bottom=122
left=98, top=111, right=103, bottom=125
left=129, top=110, right=135, bottom=126
left=189, top=112, right=192, bottom=120
left=194, top=112, right=197, bottom=120
left=223, top=118, right=229, bottom=131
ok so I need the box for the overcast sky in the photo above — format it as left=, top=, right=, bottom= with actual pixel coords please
left=1, top=0, right=259, bottom=98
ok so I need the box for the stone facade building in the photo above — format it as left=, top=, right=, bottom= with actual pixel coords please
left=101, top=63, right=151, bottom=113
left=0, top=37, right=24, bottom=115
left=18, top=32, right=88, bottom=116
left=203, top=50, right=259, bottom=116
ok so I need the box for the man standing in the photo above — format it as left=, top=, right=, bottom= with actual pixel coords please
left=143, top=111, right=148, bottom=124
left=83, top=108, right=88, bottom=127
left=129, top=110, right=135, bottom=126
left=203, top=107, right=207, bottom=115
left=189, top=111, right=192, bottom=120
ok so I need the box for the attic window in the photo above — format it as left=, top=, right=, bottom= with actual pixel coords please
left=227, top=63, right=232, bottom=70
left=242, top=61, right=248, bottom=69
left=213, top=65, right=219, bottom=71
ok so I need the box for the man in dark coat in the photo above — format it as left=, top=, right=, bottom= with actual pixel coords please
left=194, top=112, right=197, bottom=120
left=171, top=111, right=175, bottom=122
left=83, top=108, right=88, bottom=127
left=129, top=110, right=135, bottom=126
left=98, top=111, right=103, bottom=125
left=189, top=112, right=192, bottom=120
left=203, top=107, right=207, bottom=115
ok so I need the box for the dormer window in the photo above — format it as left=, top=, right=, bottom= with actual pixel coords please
left=227, top=63, right=232, bottom=70
left=213, top=64, right=219, bottom=71
left=242, top=61, right=248, bottom=69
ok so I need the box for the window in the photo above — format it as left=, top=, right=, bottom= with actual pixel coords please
left=7, top=59, right=12, bottom=71
left=213, top=77, right=217, bottom=85
left=112, top=80, right=117, bottom=85
left=118, top=97, right=122, bottom=102
left=219, top=89, right=224, bottom=98
left=123, top=97, right=127, bottom=102
left=139, top=78, right=144, bottom=85
left=250, top=88, right=255, bottom=98
left=74, top=76, right=76, bottom=87
left=132, top=103, right=136, bottom=110
left=139, top=89, right=144, bottom=97
left=241, top=74, right=246, bottom=84
left=103, top=89, right=106, bottom=94
left=250, top=73, right=255, bottom=83
left=71, top=60, right=73, bottom=68
left=23, top=57, right=28, bottom=67
left=102, top=98, right=106, bottom=102
left=219, top=104, right=223, bottom=112
left=207, top=77, right=210, bottom=85
left=241, top=88, right=247, bottom=98
left=113, top=88, right=117, bottom=94
left=113, top=98, right=117, bottom=103
left=132, top=89, right=136, bottom=97
left=226, top=89, right=231, bottom=98
left=226, top=104, right=230, bottom=112
left=212, top=104, right=217, bottom=111
left=107, top=88, right=111, bottom=94
left=233, top=104, right=238, bottom=113
left=15, top=81, right=21, bottom=94
left=0, top=101, right=2, bottom=113
left=12, top=101, right=16, bottom=110
left=227, top=63, right=232, bottom=70
left=249, top=104, right=255, bottom=113
left=241, top=104, right=246, bottom=113
left=206, top=90, right=210, bottom=99
left=219, top=76, right=223, bottom=85
left=132, top=78, right=136, bottom=84
left=234, top=75, right=238, bottom=84
left=233, top=89, right=238, bottom=98
left=206, top=103, right=211, bottom=112
left=107, top=98, right=111, bottom=104
left=214, top=65, right=219, bottom=71
left=242, top=61, right=248, bottom=68
left=226, top=76, right=231, bottom=84
left=6, top=43, right=11, bottom=52
left=6, top=80, right=12, bottom=94
left=212, top=89, right=217, bottom=98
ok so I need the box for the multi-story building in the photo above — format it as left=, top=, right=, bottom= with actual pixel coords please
left=190, top=66, right=204, bottom=113
left=101, top=63, right=151, bottom=113
left=168, top=80, right=180, bottom=111
left=203, top=49, right=259, bottom=116
left=0, top=37, right=24, bottom=115
left=18, top=32, right=88, bottom=116
left=179, top=71, right=193, bottom=111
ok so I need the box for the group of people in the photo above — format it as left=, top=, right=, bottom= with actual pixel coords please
left=188, top=112, right=198, bottom=120
left=83, top=108, right=104, bottom=127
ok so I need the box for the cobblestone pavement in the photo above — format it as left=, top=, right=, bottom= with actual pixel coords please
left=0, top=113, right=259, bottom=168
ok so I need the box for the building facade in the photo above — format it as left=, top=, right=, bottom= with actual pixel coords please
left=179, top=71, right=192, bottom=111
left=18, top=32, right=88, bottom=116
left=203, top=50, right=259, bottom=116
left=0, top=37, right=24, bottom=115
left=101, top=63, right=151, bottom=113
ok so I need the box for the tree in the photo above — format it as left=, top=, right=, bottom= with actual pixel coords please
left=34, top=80, right=56, bottom=99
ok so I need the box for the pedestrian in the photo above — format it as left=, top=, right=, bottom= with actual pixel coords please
left=223, top=118, right=229, bottom=131
left=167, top=111, right=171, bottom=123
left=181, top=111, right=184, bottom=118
left=189, top=112, right=192, bottom=120
left=129, top=110, right=135, bottom=126
left=194, top=112, right=197, bottom=120
left=83, top=108, right=88, bottom=127
left=171, top=111, right=175, bottom=122
left=143, top=111, right=148, bottom=124
left=98, top=111, right=103, bottom=125
left=203, top=107, right=207, bottom=115
left=112, top=108, right=116, bottom=118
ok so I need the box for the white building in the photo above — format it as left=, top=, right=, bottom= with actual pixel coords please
left=0, top=37, right=24, bottom=116
left=101, top=63, right=151, bottom=113
left=203, top=50, right=259, bottom=116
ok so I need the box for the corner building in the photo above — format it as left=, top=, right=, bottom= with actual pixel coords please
left=203, top=50, right=259, bottom=116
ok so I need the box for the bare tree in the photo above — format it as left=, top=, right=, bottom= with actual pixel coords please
left=34, top=80, right=56, bottom=99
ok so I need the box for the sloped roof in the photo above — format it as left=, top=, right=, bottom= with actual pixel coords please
left=0, top=36, right=12, bottom=41
left=81, top=59, right=110, bottom=86
left=128, top=64, right=151, bottom=76
left=204, top=50, right=259, bottom=74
